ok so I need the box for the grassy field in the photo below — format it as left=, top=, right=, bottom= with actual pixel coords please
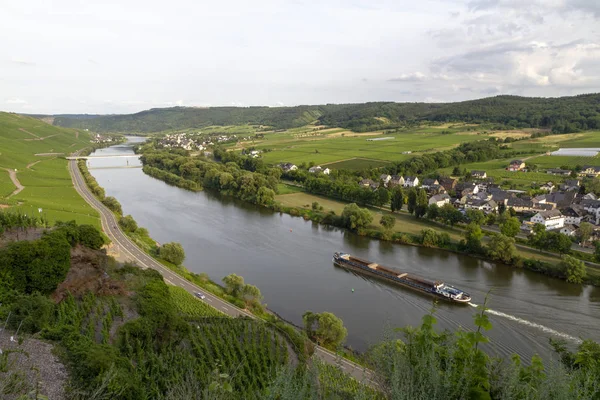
left=527, top=154, right=600, bottom=169
left=276, top=192, right=464, bottom=241
left=276, top=182, right=304, bottom=195
left=235, top=123, right=492, bottom=166
left=439, top=158, right=560, bottom=189
left=509, top=131, right=600, bottom=152
left=0, top=112, right=99, bottom=226
left=322, top=158, right=392, bottom=170
left=276, top=191, right=562, bottom=263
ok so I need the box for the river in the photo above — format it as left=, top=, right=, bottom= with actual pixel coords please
left=88, top=138, right=600, bottom=362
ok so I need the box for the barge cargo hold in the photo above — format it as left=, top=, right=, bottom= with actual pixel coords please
left=333, top=252, right=471, bottom=303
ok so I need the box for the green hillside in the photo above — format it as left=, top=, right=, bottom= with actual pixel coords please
left=49, top=106, right=324, bottom=133
left=0, top=112, right=99, bottom=226
left=45, top=93, right=600, bottom=134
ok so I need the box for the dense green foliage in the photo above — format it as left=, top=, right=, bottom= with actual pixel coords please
left=51, top=106, right=324, bottom=132
left=0, top=225, right=91, bottom=295
left=49, top=94, right=600, bottom=134
left=341, top=203, right=373, bottom=231
left=560, top=255, right=587, bottom=284
left=302, top=311, right=348, bottom=349
left=159, top=242, right=186, bottom=265
left=140, top=150, right=278, bottom=207
left=318, top=94, right=600, bottom=132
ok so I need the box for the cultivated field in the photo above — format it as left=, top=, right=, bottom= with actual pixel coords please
left=0, top=112, right=99, bottom=226
left=322, top=158, right=391, bottom=170
left=249, top=124, right=487, bottom=166
left=527, top=155, right=600, bottom=169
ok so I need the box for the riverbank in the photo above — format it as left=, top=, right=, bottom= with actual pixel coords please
left=75, top=158, right=371, bottom=366
left=137, top=151, right=600, bottom=287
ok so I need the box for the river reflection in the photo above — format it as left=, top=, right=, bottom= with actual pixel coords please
left=88, top=138, right=600, bottom=361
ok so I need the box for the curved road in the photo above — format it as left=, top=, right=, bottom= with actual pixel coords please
left=68, top=159, right=377, bottom=386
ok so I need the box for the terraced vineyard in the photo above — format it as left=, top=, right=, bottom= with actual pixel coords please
left=168, top=285, right=224, bottom=318
left=189, top=317, right=289, bottom=396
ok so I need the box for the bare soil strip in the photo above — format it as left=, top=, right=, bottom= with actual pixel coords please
left=2, top=168, right=24, bottom=197
left=24, top=133, right=60, bottom=141
left=18, top=127, right=40, bottom=138
left=26, top=160, right=43, bottom=169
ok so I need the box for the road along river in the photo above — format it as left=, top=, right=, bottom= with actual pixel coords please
left=88, top=138, right=600, bottom=362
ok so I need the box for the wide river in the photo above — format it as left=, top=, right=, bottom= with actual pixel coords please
left=89, top=138, right=600, bottom=362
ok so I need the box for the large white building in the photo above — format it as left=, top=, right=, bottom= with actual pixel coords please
left=403, top=176, right=419, bottom=188
left=530, top=210, right=565, bottom=230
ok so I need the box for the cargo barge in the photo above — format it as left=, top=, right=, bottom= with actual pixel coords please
left=333, top=252, right=471, bottom=303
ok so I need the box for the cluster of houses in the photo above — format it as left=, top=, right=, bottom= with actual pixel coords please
left=91, top=134, right=117, bottom=144
left=362, top=166, right=600, bottom=241
left=279, top=162, right=331, bottom=174
left=158, top=133, right=205, bottom=151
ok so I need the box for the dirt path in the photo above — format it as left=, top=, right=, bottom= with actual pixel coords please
left=19, top=127, right=40, bottom=138
left=24, top=133, right=59, bottom=141
left=2, top=168, right=24, bottom=197
left=26, top=160, right=42, bottom=169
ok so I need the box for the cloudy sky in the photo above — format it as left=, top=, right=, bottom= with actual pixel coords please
left=2, top=0, right=599, bottom=114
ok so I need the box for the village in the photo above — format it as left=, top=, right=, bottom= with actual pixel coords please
left=279, top=159, right=600, bottom=246
left=156, top=131, right=242, bottom=151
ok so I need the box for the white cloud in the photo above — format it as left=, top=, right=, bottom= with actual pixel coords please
left=0, top=0, right=598, bottom=113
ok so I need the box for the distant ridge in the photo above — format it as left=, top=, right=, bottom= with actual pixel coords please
left=24, top=93, right=600, bottom=134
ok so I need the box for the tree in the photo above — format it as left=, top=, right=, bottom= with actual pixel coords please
left=420, top=229, right=439, bottom=247
left=546, top=232, right=572, bottom=255
left=560, top=255, right=586, bottom=284
left=380, top=214, right=396, bottom=231
left=102, top=196, right=123, bottom=215
left=222, top=273, right=245, bottom=297
left=341, top=203, right=373, bottom=230
left=302, top=311, right=347, bottom=348
left=487, top=234, right=516, bottom=264
left=528, top=223, right=547, bottom=250
left=500, top=217, right=521, bottom=238
left=595, top=241, right=600, bottom=262
left=159, top=242, right=186, bottom=265
left=465, top=209, right=485, bottom=225
left=426, top=204, right=439, bottom=220
left=464, top=223, right=484, bottom=254
left=77, top=224, right=106, bottom=250
left=255, top=186, right=275, bottom=206
left=438, top=203, right=463, bottom=226
left=241, top=284, right=263, bottom=305
left=407, top=188, right=417, bottom=215
left=119, top=215, right=138, bottom=233
left=577, top=222, right=593, bottom=245
left=414, top=189, right=428, bottom=218
left=390, top=186, right=404, bottom=213
left=375, top=187, right=390, bottom=207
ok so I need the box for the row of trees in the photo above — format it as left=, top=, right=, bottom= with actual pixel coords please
left=141, top=151, right=278, bottom=207
left=78, top=160, right=122, bottom=214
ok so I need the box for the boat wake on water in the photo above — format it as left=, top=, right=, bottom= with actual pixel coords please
left=468, top=303, right=582, bottom=344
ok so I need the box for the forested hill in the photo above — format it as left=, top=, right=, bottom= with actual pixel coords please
left=48, top=106, right=324, bottom=133
left=318, top=94, right=600, bottom=132
left=41, top=93, right=600, bottom=133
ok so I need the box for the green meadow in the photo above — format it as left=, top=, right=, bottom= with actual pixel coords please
left=253, top=125, right=486, bottom=166
left=527, top=154, right=600, bottom=169
left=0, top=112, right=99, bottom=227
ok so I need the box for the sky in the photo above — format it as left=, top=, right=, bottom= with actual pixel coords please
left=2, top=0, right=600, bottom=114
